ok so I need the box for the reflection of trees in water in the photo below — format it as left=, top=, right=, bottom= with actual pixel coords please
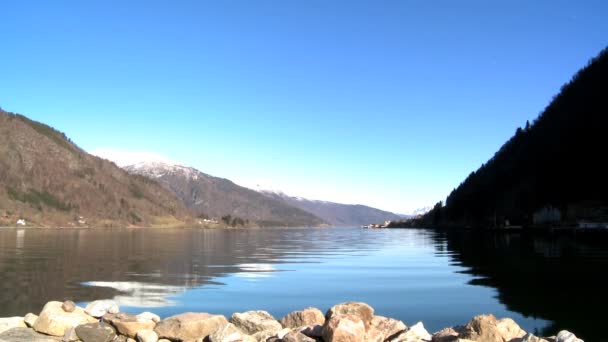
left=435, top=230, right=608, bottom=342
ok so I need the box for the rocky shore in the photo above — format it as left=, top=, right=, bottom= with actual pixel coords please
left=0, top=300, right=582, bottom=342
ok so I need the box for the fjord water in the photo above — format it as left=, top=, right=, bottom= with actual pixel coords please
left=0, top=228, right=603, bottom=339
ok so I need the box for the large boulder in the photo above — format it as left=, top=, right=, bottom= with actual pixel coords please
left=33, top=301, right=97, bottom=336
left=154, top=312, right=228, bottom=342
left=322, top=314, right=366, bottom=342
left=208, top=323, right=246, bottom=342
left=0, top=317, right=26, bottom=334
left=85, top=300, right=119, bottom=318
left=325, top=302, right=374, bottom=329
left=104, top=313, right=157, bottom=338
left=0, top=327, right=62, bottom=342
left=280, top=308, right=325, bottom=329
left=136, top=329, right=159, bottom=342
left=230, top=311, right=282, bottom=335
left=556, top=330, right=583, bottom=342
left=75, top=322, right=117, bottom=342
left=366, top=316, right=407, bottom=342
left=459, top=315, right=526, bottom=342
left=389, top=322, right=431, bottom=342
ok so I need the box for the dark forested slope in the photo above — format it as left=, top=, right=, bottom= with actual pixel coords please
left=422, top=47, right=608, bottom=228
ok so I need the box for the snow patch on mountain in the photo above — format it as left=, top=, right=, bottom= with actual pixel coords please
left=124, top=161, right=203, bottom=181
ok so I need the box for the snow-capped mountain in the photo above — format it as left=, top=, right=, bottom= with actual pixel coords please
left=123, top=162, right=325, bottom=227
left=125, top=161, right=203, bottom=181
left=260, top=190, right=403, bottom=226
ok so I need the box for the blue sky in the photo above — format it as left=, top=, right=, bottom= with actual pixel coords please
left=1, top=1, right=607, bottom=213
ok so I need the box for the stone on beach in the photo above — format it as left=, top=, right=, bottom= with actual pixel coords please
left=432, top=326, right=462, bottom=342
left=23, top=313, right=38, bottom=328
left=459, top=314, right=525, bottom=342
left=0, top=327, right=61, bottom=342
left=297, top=324, right=323, bottom=338
left=136, top=312, right=161, bottom=323
left=104, top=313, right=157, bottom=338
left=280, top=307, right=325, bottom=329
left=85, top=300, right=119, bottom=318
left=154, top=312, right=228, bottom=342
left=282, top=330, right=316, bottom=342
left=33, top=301, right=97, bottom=336
left=63, top=326, right=80, bottom=342
left=230, top=310, right=282, bottom=335
left=366, top=315, right=407, bottom=342
left=389, top=322, right=431, bottom=342
left=208, top=322, right=247, bottom=342
left=556, top=330, right=584, bottom=342
left=62, top=300, right=76, bottom=313
left=325, top=302, right=374, bottom=329
left=0, top=317, right=26, bottom=334
left=136, top=329, right=159, bottom=342
left=75, top=322, right=117, bottom=342
left=521, top=333, right=550, bottom=342
left=322, top=314, right=367, bottom=342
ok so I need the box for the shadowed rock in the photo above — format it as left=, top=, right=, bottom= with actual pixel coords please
left=75, top=322, right=117, bottom=342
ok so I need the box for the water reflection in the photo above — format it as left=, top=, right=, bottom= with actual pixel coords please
left=82, top=281, right=186, bottom=307
left=437, top=230, right=608, bottom=341
left=0, top=227, right=569, bottom=337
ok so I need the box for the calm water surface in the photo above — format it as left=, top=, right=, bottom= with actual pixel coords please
left=1, top=227, right=604, bottom=340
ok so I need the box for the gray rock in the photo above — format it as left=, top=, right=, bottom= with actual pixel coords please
left=0, top=317, right=26, bottom=334
left=75, top=322, right=117, bottom=342
left=280, top=308, right=325, bottom=329
left=0, top=327, right=62, bottom=342
left=556, top=330, right=583, bottom=342
left=230, top=311, right=282, bottom=335
left=62, top=301, right=76, bottom=313
left=136, top=329, right=158, bottom=342
left=84, top=300, right=119, bottom=318
left=24, top=313, right=38, bottom=328
left=33, top=301, right=97, bottom=337
left=154, top=312, right=228, bottom=342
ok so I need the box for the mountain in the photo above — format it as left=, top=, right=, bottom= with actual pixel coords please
left=0, top=110, right=192, bottom=227
left=261, top=190, right=402, bottom=226
left=123, top=162, right=326, bottom=227
left=419, top=47, right=608, bottom=228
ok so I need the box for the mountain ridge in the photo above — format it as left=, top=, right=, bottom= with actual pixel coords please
left=123, top=161, right=327, bottom=227
left=260, top=190, right=403, bottom=226
left=0, top=110, right=193, bottom=227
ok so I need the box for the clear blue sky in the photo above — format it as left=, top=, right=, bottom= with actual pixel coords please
left=1, top=1, right=607, bottom=213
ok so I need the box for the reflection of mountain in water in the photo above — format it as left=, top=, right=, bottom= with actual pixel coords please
left=0, top=228, right=376, bottom=316
left=438, top=231, right=608, bottom=342
left=0, top=229, right=299, bottom=315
